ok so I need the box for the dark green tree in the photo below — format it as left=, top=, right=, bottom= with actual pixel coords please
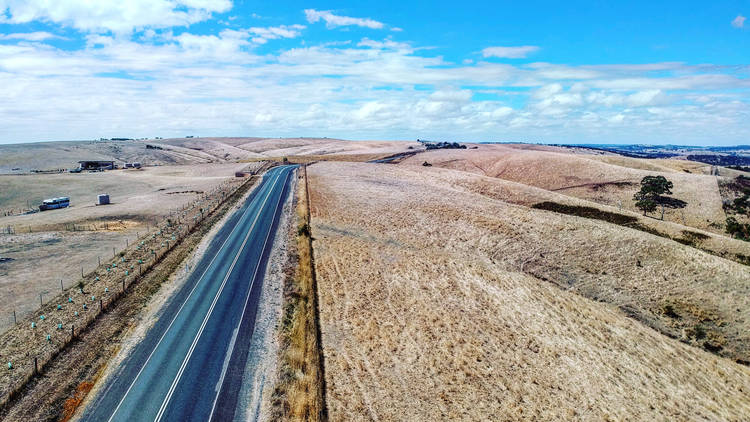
left=634, top=175, right=687, bottom=220
left=633, top=194, right=657, bottom=216
left=725, top=216, right=750, bottom=240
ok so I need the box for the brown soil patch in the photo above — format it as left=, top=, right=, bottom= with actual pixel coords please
left=61, top=381, right=93, bottom=422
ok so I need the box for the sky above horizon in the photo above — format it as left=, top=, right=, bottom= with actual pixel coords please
left=0, top=1, right=748, bottom=145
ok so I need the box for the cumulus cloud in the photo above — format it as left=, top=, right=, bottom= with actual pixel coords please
left=482, top=46, right=539, bottom=59
left=247, top=24, right=305, bottom=44
left=0, top=14, right=748, bottom=144
left=357, top=38, right=411, bottom=51
left=0, top=0, right=232, bottom=33
left=304, top=9, right=384, bottom=29
left=732, top=15, right=746, bottom=28
left=0, top=31, right=64, bottom=41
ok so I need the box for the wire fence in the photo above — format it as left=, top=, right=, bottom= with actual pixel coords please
left=0, top=176, right=252, bottom=408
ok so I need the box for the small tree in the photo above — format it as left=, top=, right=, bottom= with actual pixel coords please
left=633, top=194, right=657, bottom=216
left=634, top=175, right=687, bottom=220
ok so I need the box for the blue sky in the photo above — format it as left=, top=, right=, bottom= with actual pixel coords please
left=0, top=1, right=748, bottom=145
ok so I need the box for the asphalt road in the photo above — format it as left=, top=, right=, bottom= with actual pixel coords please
left=81, top=165, right=297, bottom=422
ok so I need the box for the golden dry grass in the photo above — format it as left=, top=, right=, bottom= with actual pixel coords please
left=412, top=166, right=750, bottom=266
left=400, top=144, right=727, bottom=233
left=271, top=166, right=325, bottom=421
left=242, top=153, right=393, bottom=164
left=0, top=164, right=252, bottom=332
left=308, top=161, right=750, bottom=421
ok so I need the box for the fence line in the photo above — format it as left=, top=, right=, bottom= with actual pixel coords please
left=0, top=176, right=251, bottom=408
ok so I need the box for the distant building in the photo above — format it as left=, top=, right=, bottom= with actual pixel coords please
left=78, top=160, right=115, bottom=171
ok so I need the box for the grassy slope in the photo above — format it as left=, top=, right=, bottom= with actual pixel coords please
left=400, top=144, right=727, bottom=233
left=308, top=161, right=750, bottom=420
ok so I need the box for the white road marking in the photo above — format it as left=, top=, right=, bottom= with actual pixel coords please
left=153, top=169, right=284, bottom=422
left=207, top=167, right=293, bottom=422
left=105, top=168, right=280, bottom=422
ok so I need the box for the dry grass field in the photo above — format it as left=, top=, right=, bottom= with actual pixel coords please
left=0, top=137, right=414, bottom=174
left=400, top=144, right=727, bottom=233
left=307, top=161, right=750, bottom=420
left=3, top=137, right=749, bottom=419
left=162, top=137, right=413, bottom=158
left=0, top=136, right=412, bottom=334
left=0, top=163, right=255, bottom=331
left=0, top=135, right=414, bottom=329
left=0, top=140, right=213, bottom=174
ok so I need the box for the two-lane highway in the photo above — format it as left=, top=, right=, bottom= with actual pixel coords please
left=82, top=165, right=297, bottom=422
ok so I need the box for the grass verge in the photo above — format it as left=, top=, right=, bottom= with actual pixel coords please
left=271, top=164, right=327, bottom=421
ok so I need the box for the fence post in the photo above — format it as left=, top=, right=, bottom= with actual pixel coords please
left=71, top=325, right=74, bottom=339
left=13, top=310, right=16, bottom=325
left=60, top=279, right=63, bottom=292
left=33, top=357, right=37, bottom=375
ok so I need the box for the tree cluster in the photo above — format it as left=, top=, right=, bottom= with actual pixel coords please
left=725, top=217, right=750, bottom=240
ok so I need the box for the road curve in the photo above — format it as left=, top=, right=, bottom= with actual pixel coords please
left=81, top=165, right=297, bottom=422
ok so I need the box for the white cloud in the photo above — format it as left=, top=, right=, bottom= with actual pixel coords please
left=0, top=0, right=232, bottom=33
left=0, top=21, right=748, bottom=144
left=482, top=45, right=539, bottom=59
left=247, top=24, right=305, bottom=44
left=357, top=38, right=411, bottom=51
left=0, top=32, right=64, bottom=41
left=732, top=15, right=746, bottom=28
left=174, top=29, right=250, bottom=59
left=304, top=9, right=384, bottom=29
left=532, top=83, right=563, bottom=99
left=626, top=89, right=666, bottom=107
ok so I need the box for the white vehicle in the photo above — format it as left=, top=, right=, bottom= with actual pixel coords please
left=39, top=197, right=70, bottom=211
